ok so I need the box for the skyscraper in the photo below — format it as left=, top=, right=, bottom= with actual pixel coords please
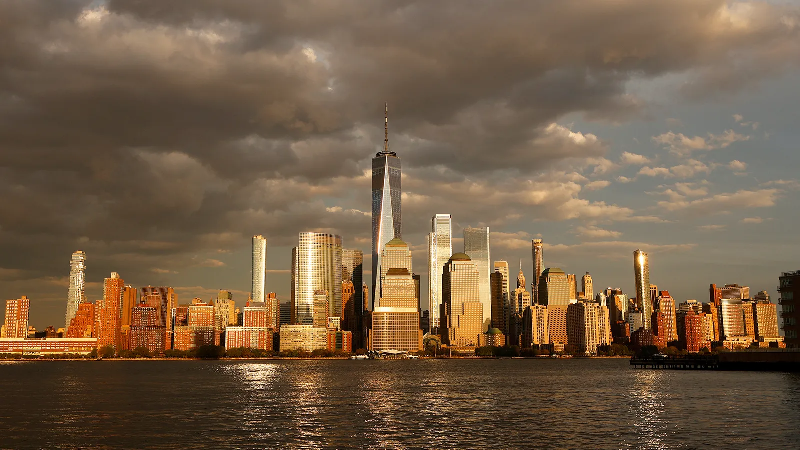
left=441, top=253, right=483, bottom=349
left=428, top=214, right=452, bottom=332
left=371, top=267, right=422, bottom=352
left=538, top=268, right=570, bottom=307
left=581, top=272, right=593, bottom=300
left=567, top=274, right=577, bottom=301
left=1, top=297, right=30, bottom=339
left=464, top=226, right=491, bottom=330
left=492, top=261, right=511, bottom=334
left=341, top=249, right=364, bottom=318
left=292, top=232, right=343, bottom=325
left=633, top=249, right=652, bottom=331
left=532, top=239, right=543, bottom=303
left=251, top=235, right=267, bottom=303
left=372, top=103, right=401, bottom=312
left=96, top=272, right=124, bottom=350
left=65, top=250, right=86, bottom=329
left=378, top=237, right=413, bottom=307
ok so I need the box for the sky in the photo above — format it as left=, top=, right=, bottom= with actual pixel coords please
left=1, top=0, right=799, bottom=329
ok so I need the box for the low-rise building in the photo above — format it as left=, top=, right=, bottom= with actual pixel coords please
left=279, top=325, right=327, bottom=352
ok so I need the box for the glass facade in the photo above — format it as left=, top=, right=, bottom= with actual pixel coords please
left=463, top=227, right=491, bottom=331
left=538, top=268, right=570, bottom=307
left=633, top=249, right=652, bottom=330
left=371, top=149, right=401, bottom=311
left=65, top=250, right=86, bottom=329
left=251, top=235, right=267, bottom=303
left=428, top=214, right=452, bottom=332
left=293, top=232, right=342, bottom=325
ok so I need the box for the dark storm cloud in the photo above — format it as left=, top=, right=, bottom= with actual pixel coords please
left=0, top=0, right=798, bottom=318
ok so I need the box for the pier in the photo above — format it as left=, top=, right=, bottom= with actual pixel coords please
left=630, top=355, right=718, bottom=370
left=631, top=350, right=800, bottom=371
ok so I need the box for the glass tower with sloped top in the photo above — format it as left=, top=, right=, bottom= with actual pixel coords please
left=372, top=103, right=401, bottom=311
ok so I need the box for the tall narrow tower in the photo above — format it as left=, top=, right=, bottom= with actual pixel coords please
left=464, top=226, right=491, bottom=330
left=251, top=235, right=267, bottom=303
left=65, top=250, right=86, bottom=329
left=428, top=214, right=452, bottom=333
left=531, top=239, right=543, bottom=304
left=633, top=249, right=652, bottom=330
left=372, top=103, right=402, bottom=310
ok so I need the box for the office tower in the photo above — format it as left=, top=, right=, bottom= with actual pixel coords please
left=463, top=226, right=491, bottom=330
left=372, top=103, right=402, bottom=312
left=1, top=297, right=30, bottom=338
left=494, top=261, right=511, bottom=312
left=341, top=249, right=364, bottom=340
left=548, top=306, right=568, bottom=352
left=511, top=267, right=532, bottom=314
left=633, top=249, right=652, bottom=330
left=538, top=268, right=570, bottom=307
left=413, top=274, right=421, bottom=311
left=653, top=291, right=678, bottom=344
left=378, top=238, right=413, bottom=307
left=279, top=325, right=328, bottom=352
left=371, top=268, right=422, bottom=352
left=428, top=214, right=452, bottom=331
left=251, top=235, right=268, bottom=303
left=441, top=253, right=483, bottom=349
left=312, top=290, right=329, bottom=328
left=719, top=298, right=745, bottom=340
left=342, top=280, right=356, bottom=333
left=491, top=271, right=506, bottom=334
left=96, top=272, right=124, bottom=350
left=292, top=232, right=343, bottom=325
left=754, top=290, right=770, bottom=302
left=566, top=274, right=577, bottom=300
left=66, top=302, right=95, bottom=338
left=279, top=301, right=291, bottom=327
left=521, top=304, right=549, bottom=348
left=532, top=239, right=544, bottom=303
left=65, top=250, right=86, bottom=329
left=582, top=273, right=593, bottom=300
left=741, top=300, right=756, bottom=339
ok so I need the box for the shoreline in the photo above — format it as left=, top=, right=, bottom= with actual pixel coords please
left=0, top=355, right=633, bottom=362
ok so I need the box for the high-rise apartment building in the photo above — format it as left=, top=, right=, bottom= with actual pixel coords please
left=2, top=297, right=30, bottom=339
left=567, top=301, right=608, bottom=356
left=538, top=268, right=570, bottom=307
left=532, top=239, right=544, bottom=304
left=65, top=250, right=86, bottom=329
left=710, top=283, right=750, bottom=306
left=292, top=232, right=342, bottom=325
left=490, top=271, right=506, bottom=334
left=66, top=302, right=95, bottom=338
left=428, top=214, right=452, bottom=332
left=251, top=235, right=267, bottom=303
left=779, top=270, right=800, bottom=347
left=633, top=249, right=652, bottom=330
left=581, top=273, right=593, bottom=300
left=441, top=253, right=483, bottom=349
left=719, top=298, right=745, bottom=340
left=653, top=291, right=678, bottom=344
left=136, top=286, right=176, bottom=352
left=213, top=290, right=236, bottom=332
left=120, top=285, right=137, bottom=350
left=754, top=301, right=779, bottom=340
left=521, top=304, right=549, bottom=348
left=511, top=267, right=532, bottom=314
left=96, top=272, right=124, bottom=350
left=463, top=226, right=491, bottom=330
left=372, top=104, right=402, bottom=312
left=680, top=312, right=710, bottom=352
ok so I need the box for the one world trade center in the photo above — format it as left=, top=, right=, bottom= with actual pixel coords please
left=372, top=103, right=401, bottom=310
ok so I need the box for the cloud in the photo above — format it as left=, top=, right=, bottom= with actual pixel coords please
left=740, top=217, right=765, bottom=224
left=547, top=241, right=697, bottom=260
left=637, top=160, right=711, bottom=179
left=575, top=226, right=622, bottom=239
left=656, top=188, right=781, bottom=216
left=619, top=152, right=652, bottom=165
left=728, top=160, right=747, bottom=172
left=652, top=130, right=750, bottom=156
left=697, top=224, right=726, bottom=231
left=733, top=114, right=759, bottom=130
left=584, top=180, right=611, bottom=191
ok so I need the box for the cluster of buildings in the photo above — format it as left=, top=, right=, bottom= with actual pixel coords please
left=0, top=106, right=796, bottom=357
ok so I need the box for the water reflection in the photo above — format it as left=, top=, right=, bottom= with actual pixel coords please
left=629, top=370, right=669, bottom=449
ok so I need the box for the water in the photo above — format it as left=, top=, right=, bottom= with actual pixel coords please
left=0, top=358, right=798, bottom=449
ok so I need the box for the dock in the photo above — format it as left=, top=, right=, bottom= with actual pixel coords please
left=631, top=350, right=800, bottom=371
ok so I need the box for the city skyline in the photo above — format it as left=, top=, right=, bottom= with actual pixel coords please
left=1, top=1, right=799, bottom=329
